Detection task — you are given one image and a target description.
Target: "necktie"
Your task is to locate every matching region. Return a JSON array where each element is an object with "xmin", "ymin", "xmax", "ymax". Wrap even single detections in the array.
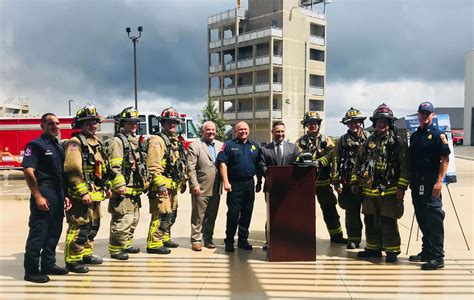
[
  {"xmin": 208, "ymin": 142, "xmax": 216, "ymax": 162},
  {"xmin": 276, "ymin": 143, "xmax": 283, "ymax": 165}
]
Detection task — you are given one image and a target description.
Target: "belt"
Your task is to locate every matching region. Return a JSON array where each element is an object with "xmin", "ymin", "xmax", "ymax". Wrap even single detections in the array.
[
  {"xmin": 229, "ymin": 177, "xmax": 254, "ymax": 183},
  {"xmin": 38, "ymin": 182, "xmax": 61, "ymax": 189}
]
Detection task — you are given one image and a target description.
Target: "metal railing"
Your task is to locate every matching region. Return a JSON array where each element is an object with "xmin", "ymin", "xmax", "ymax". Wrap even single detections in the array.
[
  {"xmin": 237, "ymin": 84, "xmax": 253, "ymax": 94},
  {"xmin": 273, "ymin": 55, "xmax": 283, "ymax": 65},
  {"xmin": 210, "ymin": 89, "xmax": 222, "ymax": 97},
  {"xmin": 300, "ymin": 7, "xmax": 325, "ymax": 20},
  {"xmin": 209, "ymin": 64, "xmax": 222, "ymax": 73},
  {"xmin": 237, "ymin": 58, "xmax": 253, "ymax": 69},
  {"xmin": 238, "ymin": 27, "xmax": 283, "ymax": 43},
  {"xmin": 223, "ymin": 36, "xmax": 236, "ymax": 46},
  {"xmin": 224, "ymin": 62, "xmax": 236, "ymax": 71},
  {"xmin": 310, "ymin": 35, "xmax": 325, "ymax": 46},
  {"xmin": 223, "ymin": 87, "xmax": 236, "ymax": 96},
  {"xmin": 208, "ymin": 8, "xmax": 246, "ymax": 25},
  {"xmin": 255, "ymin": 55, "xmax": 270, "ymax": 66},
  {"xmin": 209, "ymin": 40, "xmax": 222, "ymax": 49}
]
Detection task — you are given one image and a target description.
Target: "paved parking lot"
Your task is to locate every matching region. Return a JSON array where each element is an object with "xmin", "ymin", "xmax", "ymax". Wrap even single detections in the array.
[{"xmin": 0, "ymin": 157, "xmax": 472, "ymax": 299}]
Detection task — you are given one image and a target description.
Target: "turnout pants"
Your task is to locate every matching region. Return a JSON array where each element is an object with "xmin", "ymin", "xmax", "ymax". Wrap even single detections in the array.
[
  {"xmin": 24, "ymin": 186, "xmax": 64, "ymax": 275},
  {"xmin": 65, "ymin": 202, "xmax": 101, "ymax": 263},
  {"xmin": 225, "ymin": 179, "xmax": 255, "ymax": 244},
  {"xmin": 338, "ymin": 185, "xmax": 363, "ymax": 244},
  {"xmin": 315, "ymin": 185, "xmax": 343, "ymax": 237},
  {"xmin": 108, "ymin": 195, "xmax": 140, "ymax": 254},
  {"xmin": 190, "ymin": 194, "xmax": 220, "ymax": 243},
  {"xmin": 147, "ymin": 189, "xmax": 178, "ymax": 249}
]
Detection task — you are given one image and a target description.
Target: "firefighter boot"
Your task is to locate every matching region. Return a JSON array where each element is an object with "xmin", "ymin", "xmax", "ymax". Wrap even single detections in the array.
[
  {"xmin": 83, "ymin": 255, "xmax": 103, "ymax": 265},
  {"xmin": 66, "ymin": 263, "xmax": 89, "ymax": 273},
  {"xmin": 358, "ymin": 249, "xmax": 382, "ymax": 258},
  {"xmin": 111, "ymin": 252, "xmax": 129, "ymax": 260},
  {"xmin": 125, "ymin": 246, "xmax": 140, "ymax": 254},
  {"xmin": 146, "ymin": 246, "xmax": 171, "ymax": 254}
]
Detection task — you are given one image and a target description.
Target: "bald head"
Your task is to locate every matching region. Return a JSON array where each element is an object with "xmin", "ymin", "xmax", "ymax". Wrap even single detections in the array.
[
  {"xmin": 202, "ymin": 121, "xmax": 217, "ymax": 142},
  {"xmin": 235, "ymin": 121, "xmax": 250, "ymax": 142}
]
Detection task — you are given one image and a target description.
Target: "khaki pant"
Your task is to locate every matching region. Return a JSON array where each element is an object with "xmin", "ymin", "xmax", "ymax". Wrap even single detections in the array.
[
  {"xmin": 190, "ymin": 194, "xmax": 220, "ymax": 243},
  {"xmin": 108, "ymin": 195, "xmax": 140, "ymax": 254}
]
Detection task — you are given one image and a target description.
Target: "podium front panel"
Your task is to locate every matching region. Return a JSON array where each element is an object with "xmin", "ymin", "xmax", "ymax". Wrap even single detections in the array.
[{"xmin": 267, "ymin": 165, "xmax": 316, "ymax": 262}]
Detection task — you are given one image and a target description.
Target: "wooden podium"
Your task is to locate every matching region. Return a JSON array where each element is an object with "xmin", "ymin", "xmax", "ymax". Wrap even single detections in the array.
[{"xmin": 266, "ymin": 165, "xmax": 316, "ymax": 262}]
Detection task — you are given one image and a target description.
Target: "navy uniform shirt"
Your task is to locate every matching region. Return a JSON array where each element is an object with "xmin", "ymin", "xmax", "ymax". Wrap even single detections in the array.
[
  {"xmin": 410, "ymin": 123, "xmax": 450, "ymax": 182},
  {"xmin": 216, "ymin": 138, "xmax": 261, "ymax": 182},
  {"xmin": 22, "ymin": 134, "xmax": 65, "ymax": 187}
]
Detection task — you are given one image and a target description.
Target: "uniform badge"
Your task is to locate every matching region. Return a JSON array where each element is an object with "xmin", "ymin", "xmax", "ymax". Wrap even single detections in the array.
[
  {"xmin": 251, "ymin": 145, "xmax": 256, "ymax": 151},
  {"xmin": 427, "ymin": 134, "xmax": 432, "ymax": 140},
  {"xmin": 368, "ymin": 141, "xmax": 376, "ymax": 149},
  {"xmin": 440, "ymin": 134, "xmax": 448, "ymax": 145},
  {"xmin": 68, "ymin": 143, "xmax": 79, "ymax": 151},
  {"xmin": 24, "ymin": 147, "xmax": 32, "ymax": 157},
  {"xmin": 45, "ymin": 150, "xmax": 53, "ymax": 156}
]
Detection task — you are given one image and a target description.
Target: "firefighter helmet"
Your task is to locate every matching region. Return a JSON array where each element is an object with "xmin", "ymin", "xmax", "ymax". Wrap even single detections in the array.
[
  {"xmin": 72, "ymin": 103, "xmax": 103, "ymax": 129},
  {"xmin": 117, "ymin": 107, "xmax": 141, "ymax": 123},
  {"xmin": 301, "ymin": 111, "xmax": 322, "ymax": 126},
  {"xmin": 341, "ymin": 107, "xmax": 366, "ymax": 124},
  {"xmin": 369, "ymin": 103, "xmax": 396, "ymax": 122},
  {"xmin": 159, "ymin": 107, "xmax": 182, "ymax": 124}
]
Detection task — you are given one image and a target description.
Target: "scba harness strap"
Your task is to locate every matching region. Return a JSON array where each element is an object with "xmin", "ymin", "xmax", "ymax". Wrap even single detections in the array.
[{"xmin": 156, "ymin": 132, "xmax": 187, "ymax": 184}]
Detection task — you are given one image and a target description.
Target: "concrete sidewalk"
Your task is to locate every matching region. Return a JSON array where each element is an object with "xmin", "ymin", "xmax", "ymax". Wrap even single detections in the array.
[{"xmin": 0, "ymin": 158, "xmax": 473, "ymax": 299}]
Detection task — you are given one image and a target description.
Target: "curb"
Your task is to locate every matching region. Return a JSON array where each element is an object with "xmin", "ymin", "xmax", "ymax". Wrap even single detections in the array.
[{"xmin": 455, "ymin": 155, "xmax": 474, "ymax": 161}]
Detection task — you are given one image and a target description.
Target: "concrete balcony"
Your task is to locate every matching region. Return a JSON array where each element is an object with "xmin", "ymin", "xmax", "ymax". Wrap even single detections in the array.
[
  {"xmin": 209, "ymin": 64, "xmax": 222, "ymax": 73},
  {"xmin": 255, "ymin": 109, "xmax": 269, "ymax": 119},
  {"xmin": 255, "ymin": 83, "xmax": 270, "ymax": 93},
  {"xmin": 310, "ymin": 35, "xmax": 325, "ymax": 46},
  {"xmin": 223, "ymin": 87, "xmax": 236, "ymax": 96},
  {"xmin": 300, "ymin": 7, "xmax": 325, "ymax": 20},
  {"xmin": 208, "ymin": 8, "xmax": 246, "ymax": 25},
  {"xmin": 255, "ymin": 55, "xmax": 270, "ymax": 66},
  {"xmin": 272, "ymin": 83, "xmax": 283, "ymax": 92},
  {"xmin": 309, "ymin": 86, "xmax": 324, "ymax": 96},
  {"xmin": 273, "ymin": 55, "xmax": 282, "ymax": 65},
  {"xmin": 223, "ymin": 36, "xmax": 236, "ymax": 46},
  {"xmin": 209, "ymin": 40, "xmax": 222, "ymax": 49},
  {"xmin": 210, "ymin": 89, "xmax": 222, "ymax": 97},
  {"xmin": 237, "ymin": 110, "xmax": 253, "ymax": 119},
  {"xmin": 237, "ymin": 84, "xmax": 253, "ymax": 94},
  {"xmin": 223, "ymin": 112, "xmax": 237, "ymax": 120},
  {"xmin": 224, "ymin": 62, "xmax": 236, "ymax": 71},
  {"xmin": 237, "ymin": 27, "xmax": 283, "ymax": 43},
  {"xmin": 272, "ymin": 110, "xmax": 282, "ymax": 119},
  {"xmin": 237, "ymin": 58, "xmax": 253, "ymax": 69}
]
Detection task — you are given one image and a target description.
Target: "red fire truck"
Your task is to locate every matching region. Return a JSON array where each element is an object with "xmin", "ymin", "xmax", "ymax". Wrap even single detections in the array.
[{"xmin": 0, "ymin": 112, "xmax": 199, "ymax": 169}]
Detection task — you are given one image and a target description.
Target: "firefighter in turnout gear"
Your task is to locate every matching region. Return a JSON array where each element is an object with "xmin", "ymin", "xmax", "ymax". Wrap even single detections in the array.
[
  {"xmin": 296, "ymin": 111, "xmax": 347, "ymax": 244},
  {"xmin": 107, "ymin": 107, "xmax": 149, "ymax": 260},
  {"xmin": 64, "ymin": 104, "xmax": 111, "ymax": 273},
  {"xmin": 146, "ymin": 107, "xmax": 187, "ymax": 254},
  {"xmin": 351, "ymin": 103, "xmax": 410, "ymax": 263},
  {"xmin": 331, "ymin": 108, "xmax": 369, "ymax": 249}
]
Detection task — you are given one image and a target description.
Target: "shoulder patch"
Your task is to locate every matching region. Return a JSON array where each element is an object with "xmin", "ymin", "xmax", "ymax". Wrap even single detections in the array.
[
  {"xmin": 24, "ymin": 146, "xmax": 33, "ymax": 157},
  {"xmin": 67, "ymin": 142, "xmax": 79, "ymax": 151},
  {"xmin": 440, "ymin": 133, "xmax": 448, "ymax": 145},
  {"xmin": 368, "ymin": 141, "xmax": 376, "ymax": 149}
]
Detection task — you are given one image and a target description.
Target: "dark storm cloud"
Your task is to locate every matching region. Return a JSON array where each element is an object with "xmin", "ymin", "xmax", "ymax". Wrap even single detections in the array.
[
  {"xmin": 0, "ymin": 0, "xmax": 472, "ymax": 111},
  {"xmin": 327, "ymin": 0, "xmax": 473, "ymax": 83},
  {"xmin": 0, "ymin": 0, "xmax": 226, "ymax": 103}
]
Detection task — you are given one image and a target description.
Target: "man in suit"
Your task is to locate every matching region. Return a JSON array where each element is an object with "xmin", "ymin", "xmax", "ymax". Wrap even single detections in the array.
[
  {"xmin": 187, "ymin": 121, "xmax": 224, "ymax": 251},
  {"xmin": 256, "ymin": 121, "xmax": 297, "ymax": 250}
]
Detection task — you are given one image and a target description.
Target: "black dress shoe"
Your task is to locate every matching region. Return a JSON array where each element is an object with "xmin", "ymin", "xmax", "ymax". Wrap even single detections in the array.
[
  {"xmin": 421, "ymin": 259, "xmax": 445, "ymax": 270},
  {"xmin": 358, "ymin": 249, "xmax": 382, "ymax": 258},
  {"xmin": 125, "ymin": 246, "xmax": 140, "ymax": 254},
  {"xmin": 66, "ymin": 263, "xmax": 89, "ymax": 273},
  {"xmin": 204, "ymin": 240, "xmax": 216, "ymax": 249},
  {"xmin": 225, "ymin": 243, "xmax": 235, "ymax": 252},
  {"xmin": 24, "ymin": 273, "xmax": 50, "ymax": 283},
  {"xmin": 146, "ymin": 246, "xmax": 171, "ymax": 254},
  {"xmin": 42, "ymin": 265, "xmax": 69, "ymax": 275},
  {"xmin": 163, "ymin": 240, "xmax": 179, "ymax": 248},
  {"xmin": 409, "ymin": 252, "xmax": 428, "ymax": 262},
  {"xmin": 237, "ymin": 241, "xmax": 253, "ymax": 251},
  {"xmin": 83, "ymin": 255, "xmax": 103, "ymax": 265},
  {"xmin": 111, "ymin": 252, "xmax": 129, "ymax": 260}
]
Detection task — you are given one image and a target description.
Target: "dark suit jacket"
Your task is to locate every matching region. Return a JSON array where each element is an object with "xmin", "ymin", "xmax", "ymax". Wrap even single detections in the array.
[{"xmin": 258, "ymin": 141, "xmax": 297, "ymax": 192}]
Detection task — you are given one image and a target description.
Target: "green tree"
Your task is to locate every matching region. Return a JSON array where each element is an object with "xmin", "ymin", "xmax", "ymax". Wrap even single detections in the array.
[{"xmin": 198, "ymin": 97, "xmax": 227, "ymax": 141}]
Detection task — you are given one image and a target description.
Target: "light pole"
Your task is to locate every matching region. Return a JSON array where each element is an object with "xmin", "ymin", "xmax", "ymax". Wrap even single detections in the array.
[
  {"xmin": 126, "ymin": 26, "xmax": 143, "ymax": 110},
  {"xmin": 68, "ymin": 99, "xmax": 74, "ymax": 116}
]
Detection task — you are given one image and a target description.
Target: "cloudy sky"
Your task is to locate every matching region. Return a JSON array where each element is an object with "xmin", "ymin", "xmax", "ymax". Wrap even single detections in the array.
[{"xmin": 1, "ymin": 0, "xmax": 472, "ymax": 135}]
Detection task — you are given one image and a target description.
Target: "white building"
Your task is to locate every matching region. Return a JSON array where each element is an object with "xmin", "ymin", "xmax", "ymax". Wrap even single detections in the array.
[{"xmin": 464, "ymin": 50, "xmax": 473, "ymax": 146}]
